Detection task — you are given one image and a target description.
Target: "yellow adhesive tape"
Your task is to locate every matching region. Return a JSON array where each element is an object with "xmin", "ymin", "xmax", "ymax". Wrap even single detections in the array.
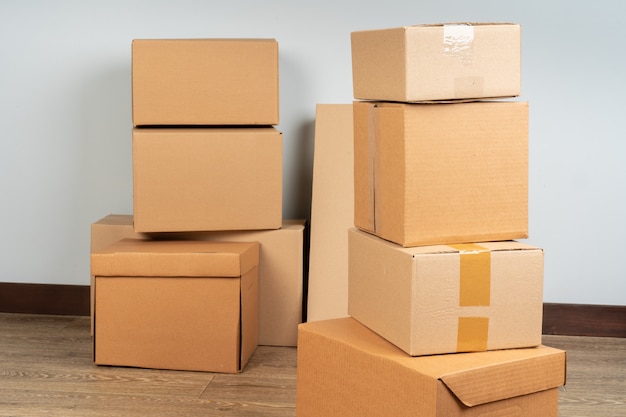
[
  {"xmin": 457, "ymin": 316, "xmax": 489, "ymax": 352},
  {"xmin": 449, "ymin": 243, "xmax": 491, "ymax": 306}
]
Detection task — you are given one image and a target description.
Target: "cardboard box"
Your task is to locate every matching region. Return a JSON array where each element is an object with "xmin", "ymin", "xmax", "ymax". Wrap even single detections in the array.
[
  {"xmin": 91, "ymin": 214, "xmax": 148, "ymax": 253},
  {"xmin": 91, "ymin": 239, "xmax": 259, "ymax": 373},
  {"xmin": 90, "ymin": 214, "xmax": 305, "ymax": 346},
  {"xmin": 351, "ymin": 23, "xmax": 521, "ymax": 102},
  {"xmin": 132, "ymin": 38, "xmax": 279, "ymax": 126},
  {"xmin": 307, "ymin": 104, "xmax": 354, "ymax": 322},
  {"xmin": 89, "ymin": 214, "xmax": 148, "ymax": 336},
  {"xmin": 354, "ymin": 100, "xmax": 528, "ymax": 247},
  {"xmin": 296, "ymin": 317, "xmax": 566, "ymax": 417},
  {"xmin": 133, "ymin": 127, "xmax": 282, "ymax": 233},
  {"xmin": 348, "ymin": 228, "xmax": 544, "ymax": 356}
]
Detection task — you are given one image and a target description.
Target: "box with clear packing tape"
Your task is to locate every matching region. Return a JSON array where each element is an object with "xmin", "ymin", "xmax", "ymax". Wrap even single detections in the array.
[{"xmin": 351, "ymin": 23, "xmax": 521, "ymax": 102}]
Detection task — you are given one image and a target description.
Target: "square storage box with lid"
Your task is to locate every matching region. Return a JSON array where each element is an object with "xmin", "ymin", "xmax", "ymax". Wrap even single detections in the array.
[
  {"xmin": 91, "ymin": 238, "xmax": 259, "ymax": 373},
  {"xmin": 348, "ymin": 228, "xmax": 544, "ymax": 356},
  {"xmin": 354, "ymin": 100, "xmax": 528, "ymax": 247},
  {"xmin": 89, "ymin": 215, "xmax": 305, "ymax": 346},
  {"xmin": 296, "ymin": 317, "xmax": 566, "ymax": 417},
  {"xmin": 351, "ymin": 23, "xmax": 520, "ymax": 102},
  {"xmin": 132, "ymin": 127, "xmax": 282, "ymax": 233},
  {"xmin": 132, "ymin": 38, "xmax": 279, "ymax": 126}
]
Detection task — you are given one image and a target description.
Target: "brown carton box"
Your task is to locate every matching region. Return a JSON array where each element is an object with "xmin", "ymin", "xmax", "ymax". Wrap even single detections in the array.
[
  {"xmin": 90, "ymin": 214, "xmax": 304, "ymax": 346},
  {"xmin": 296, "ymin": 317, "xmax": 566, "ymax": 417},
  {"xmin": 133, "ymin": 127, "xmax": 282, "ymax": 233},
  {"xmin": 354, "ymin": 100, "xmax": 528, "ymax": 247},
  {"xmin": 91, "ymin": 239, "xmax": 259, "ymax": 373},
  {"xmin": 351, "ymin": 23, "xmax": 520, "ymax": 102},
  {"xmin": 348, "ymin": 228, "xmax": 544, "ymax": 356},
  {"xmin": 132, "ymin": 38, "xmax": 279, "ymax": 126}
]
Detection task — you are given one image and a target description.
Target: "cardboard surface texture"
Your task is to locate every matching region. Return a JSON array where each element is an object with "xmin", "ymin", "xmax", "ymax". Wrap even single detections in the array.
[
  {"xmin": 91, "ymin": 239, "xmax": 259, "ymax": 373},
  {"xmin": 307, "ymin": 104, "xmax": 354, "ymax": 322},
  {"xmin": 132, "ymin": 38, "xmax": 279, "ymax": 126},
  {"xmin": 132, "ymin": 127, "xmax": 282, "ymax": 233},
  {"xmin": 351, "ymin": 23, "xmax": 521, "ymax": 102},
  {"xmin": 348, "ymin": 228, "xmax": 544, "ymax": 356},
  {"xmin": 354, "ymin": 100, "xmax": 528, "ymax": 247},
  {"xmin": 90, "ymin": 214, "xmax": 304, "ymax": 347},
  {"xmin": 296, "ymin": 317, "xmax": 566, "ymax": 417}
]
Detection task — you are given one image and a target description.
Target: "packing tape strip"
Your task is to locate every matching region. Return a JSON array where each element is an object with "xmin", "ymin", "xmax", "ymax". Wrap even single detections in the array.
[
  {"xmin": 449, "ymin": 243, "xmax": 491, "ymax": 306},
  {"xmin": 443, "ymin": 23, "xmax": 474, "ymax": 64},
  {"xmin": 457, "ymin": 316, "xmax": 489, "ymax": 352},
  {"xmin": 450, "ymin": 243, "xmax": 491, "ymax": 351}
]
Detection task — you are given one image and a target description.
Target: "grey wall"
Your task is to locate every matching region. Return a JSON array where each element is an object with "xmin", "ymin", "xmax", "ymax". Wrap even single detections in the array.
[{"xmin": 1, "ymin": 1, "xmax": 624, "ymax": 305}]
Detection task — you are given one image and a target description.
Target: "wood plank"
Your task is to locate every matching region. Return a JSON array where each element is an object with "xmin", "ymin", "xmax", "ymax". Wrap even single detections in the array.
[
  {"xmin": 542, "ymin": 334, "xmax": 626, "ymax": 417},
  {"xmin": 0, "ymin": 314, "xmax": 625, "ymax": 417}
]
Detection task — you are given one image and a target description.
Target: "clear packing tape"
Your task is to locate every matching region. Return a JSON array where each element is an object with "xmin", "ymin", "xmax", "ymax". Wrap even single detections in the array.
[{"xmin": 443, "ymin": 23, "xmax": 475, "ymax": 65}]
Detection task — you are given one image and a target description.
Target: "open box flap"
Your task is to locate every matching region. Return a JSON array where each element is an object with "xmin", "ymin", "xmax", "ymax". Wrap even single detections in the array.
[{"xmin": 438, "ymin": 347, "xmax": 566, "ymax": 407}]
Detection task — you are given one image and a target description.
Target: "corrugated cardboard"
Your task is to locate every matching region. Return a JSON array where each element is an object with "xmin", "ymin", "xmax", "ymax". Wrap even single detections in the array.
[
  {"xmin": 132, "ymin": 38, "xmax": 279, "ymax": 126},
  {"xmin": 92, "ymin": 239, "xmax": 259, "ymax": 373},
  {"xmin": 351, "ymin": 23, "xmax": 521, "ymax": 102},
  {"xmin": 307, "ymin": 104, "xmax": 353, "ymax": 322},
  {"xmin": 133, "ymin": 127, "xmax": 282, "ymax": 233},
  {"xmin": 348, "ymin": 228, "xmax": 544, "ymax": 356},
  {"xmin": 296, "ymin": 317, "xmax": 566, "ymax": 417},
  {"xmin": 89, "ymin": 214, "xmax": 147, "ymax": 336},
  {"xmin": 90, "ymin": 214, "xmax": 304, "ymax": 346},
  {"xmin": 354, "ymin": 100, "xmax": 528, "ymax": 247}
]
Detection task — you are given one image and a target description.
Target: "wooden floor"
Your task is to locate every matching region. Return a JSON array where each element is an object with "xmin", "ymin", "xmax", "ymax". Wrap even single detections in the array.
[{"xmin": 0, "ymin": 313, "xmax": 624, "ymax": 417}]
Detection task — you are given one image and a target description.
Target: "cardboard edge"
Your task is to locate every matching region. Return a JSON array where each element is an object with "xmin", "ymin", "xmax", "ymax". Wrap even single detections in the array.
[{"xmin": 438, "ymin": 347, "xmax": 567, "ymax": 407}]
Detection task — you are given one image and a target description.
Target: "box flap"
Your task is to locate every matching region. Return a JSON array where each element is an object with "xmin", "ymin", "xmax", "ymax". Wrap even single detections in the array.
[
  {"xmin": 438, "ymin": 347, "xmax": 566, "ymax": 407},
  {"xmin": 353, "ymin": 229, "xmax": 540, "ymax": 257},
  {"xmin": 91, "ymin": 238, "xmax": 259, "ymax": 277},
  {"xmin": 402, "ymin": 240, "xmax": 541, "ymax": 256}
]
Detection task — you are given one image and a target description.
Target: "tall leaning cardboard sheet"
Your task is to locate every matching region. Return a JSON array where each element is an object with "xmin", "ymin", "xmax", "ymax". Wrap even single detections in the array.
[{"xmin": 307, "ymin": 104, "xmax": 354, "ymax": 322}]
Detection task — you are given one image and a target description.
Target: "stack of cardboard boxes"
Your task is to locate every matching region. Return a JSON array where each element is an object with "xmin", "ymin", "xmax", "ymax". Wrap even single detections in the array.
[
  {"xmin": 297, "ymin": 23, "xmax": 566, "ymax": 416},
  {"xmin": 90, "ymin": 38, "xmax": 306, "ymax": 373}
]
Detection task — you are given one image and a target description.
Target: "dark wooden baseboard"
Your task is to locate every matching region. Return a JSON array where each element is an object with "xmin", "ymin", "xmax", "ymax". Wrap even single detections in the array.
[
  {"xmin": 542, "ymin": 302, "xmax": 626, "ymax": 338},
  {"xmin": 0, "ymin": 282, "xmax": 90, "ymax": 316},
  {"xmin": 0, "ymin": 282, "xmax": 624, "ymax": 337}
]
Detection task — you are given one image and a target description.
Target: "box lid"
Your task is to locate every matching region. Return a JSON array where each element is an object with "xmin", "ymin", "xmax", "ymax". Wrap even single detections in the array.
[
  {"xmin": 300, "ymin": 318, "xmax": 565, "ymax": 406},
  {"xmin": 91, "ymin": 238, "xmax": 259, "ymax": 277}
]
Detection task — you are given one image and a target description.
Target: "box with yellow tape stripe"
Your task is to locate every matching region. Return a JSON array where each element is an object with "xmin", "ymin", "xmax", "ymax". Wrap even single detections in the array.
[{"xmin": 348, "ymin": 228, "xmax": 543, "ymax": 356}]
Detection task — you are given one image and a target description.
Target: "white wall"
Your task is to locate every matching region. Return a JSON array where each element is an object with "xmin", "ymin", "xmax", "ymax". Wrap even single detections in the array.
[{"xmin": 1, "ymin": 1, "xmax": 624, "ymax": 305}]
